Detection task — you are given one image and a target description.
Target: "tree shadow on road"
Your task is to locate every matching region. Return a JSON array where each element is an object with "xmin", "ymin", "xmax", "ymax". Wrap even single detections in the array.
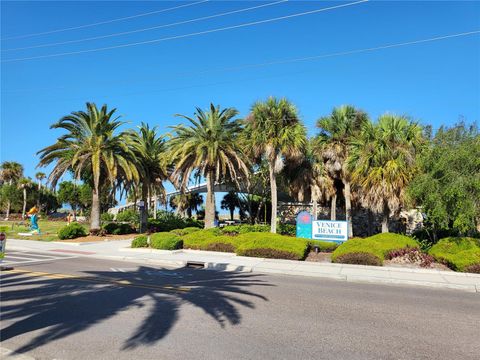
[{"xmin": 0, "ymin": 266, "xmax": 271, "ymax": 353}]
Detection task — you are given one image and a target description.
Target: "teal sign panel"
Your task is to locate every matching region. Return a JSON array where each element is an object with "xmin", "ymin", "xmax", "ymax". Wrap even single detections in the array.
[{"xmin": 296, "ymin": 211, "xmax": 313, "ymax": 239}]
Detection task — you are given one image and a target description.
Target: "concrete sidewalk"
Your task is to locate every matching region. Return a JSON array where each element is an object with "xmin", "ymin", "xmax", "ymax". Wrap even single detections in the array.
[{"xmin": 5, "ymin": 238, "xmax": 480, "ymax": 293}]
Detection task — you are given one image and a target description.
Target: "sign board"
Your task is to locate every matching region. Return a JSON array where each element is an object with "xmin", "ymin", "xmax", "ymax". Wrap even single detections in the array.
[
  {"xmin": 312, "ymin": 220, "xmax": 348, "ymax": 243},
  {"xmin": 296, "ymin": 211, "xmax": 313, "ymax": 239}
]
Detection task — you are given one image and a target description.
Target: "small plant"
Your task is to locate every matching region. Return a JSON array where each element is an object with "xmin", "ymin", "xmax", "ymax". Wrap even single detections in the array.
[
  {"xmin": 278, "ymin": 223, "xmax": 296, "ymax": 236},
  {"xmin": 131, "ymin": 235, "xmax": 148, "ymax": 248},
  {"xmin": 101, "ymin": 212, "xmax": 114, "ymax": 222},
  {"xmin": 116, "ymin": 209, "xmax": 140, "ymax": 226},
  {"xmin": 58, "ymin": 222, "xmax": 87, "ymax": 240},
  {"xmin": 102, "ymin": 222, "xmax": 136, "ymax": 235},
  {"xmin": 308, "ymin": 240, "xmax": 339, "ymax": 253}
]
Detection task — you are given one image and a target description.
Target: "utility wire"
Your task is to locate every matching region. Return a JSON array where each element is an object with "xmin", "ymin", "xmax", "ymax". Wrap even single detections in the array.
[
  {"xmin": 1, "ymin": 0, "xmax": 209, "ymax": 41},
  {"xmin": 3, "ymin": 1, "xmax": 288, "ymax": 52},
  {"xmin": 2, "ymin": 0, "xmax": 369, "ymax": 63},
  {"xmin": 4, "ymin": 29, "xmax": 478, "ymax": 94}
]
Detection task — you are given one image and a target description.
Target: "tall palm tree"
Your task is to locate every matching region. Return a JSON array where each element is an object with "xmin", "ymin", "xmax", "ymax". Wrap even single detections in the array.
[
  {"xmin": 315, "ymin": 105, "xmax": 368, "ymax": 237},
  {"xmin": 37, "ymin": 102, "xmax": 139, "ymax": 232},
  {"xmin": 221, "ymin": 191, "xmax": 241, "ymax": 221},
  {"xmin": 127, "ymin": 123, "xmax": 168, "ymax": 232},
  {"xmin": 168, "ymin": 104, "xmax": 249, "ymax": 228},
  {"xmin": 18, "ymin": 177, "xmax": 33, "ymax": 219},
  {"xmin": 35, "ymin": 172, "xmax": 46, "ymax": 190},
  {"xmin": 245, "ymin": 97, "xmax": 306, "ymax": 233},
  {"xmin": 284, "ymin": 140, "xmax": 334, "ymax": 220},
  {"xmin": 169, "ymin": 193, "xmax": 203, "ymax": 218},
  {"xmin": 0, "ymin": 161, "xmax": 24, "ymax": 219},
  {"xmin": 348, "ymin": 114, "xmax": 424, "ymax": 232}
]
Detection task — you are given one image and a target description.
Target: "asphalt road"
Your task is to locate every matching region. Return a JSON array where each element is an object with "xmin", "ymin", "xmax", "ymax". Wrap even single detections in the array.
[{"xmin": 1, "ymin": 251, "xmax": 479, "ymax": 360}]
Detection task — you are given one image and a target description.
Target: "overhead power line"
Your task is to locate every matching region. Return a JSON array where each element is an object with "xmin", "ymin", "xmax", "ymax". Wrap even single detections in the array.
[
  {"xmin": 4, "ymin": 29, "xmax": 478, "ymax": 94},
  {"xmin": 1, "ymin": 0, "xmax": 209, "ymax": 41},
  {"xmin": 3, "ymin": 0, "xmax": 288, "ymax": 52},
  {"xmin": 2, "ymin": 0, "xmax": 369, "ymax": 63}
]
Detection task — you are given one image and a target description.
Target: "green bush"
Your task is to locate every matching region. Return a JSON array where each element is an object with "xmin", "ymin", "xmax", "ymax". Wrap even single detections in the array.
[
  {"xmin": 220, "ymin": 224, "xmax": 269, "ymax": 236},
  {"xmin": 235, "ymin": 232, "xmax": 309, "ymax": 260},
  {"xmin": 182, "ymin": 229, "xmax": 238, "ymax": 252},
  {"xmin": 148, "ymin": 214, "xmax": 202, "ymax": 233},
  {"xmin": 334, "ymin": 252, "xmax": 382, "ymax": 266},
  {"xmin": 116, "ymin": 209, "xmax": 140, "ymax": 225},
  {"xmin": 429, "ymin": 237, "xmax": 480, "ymax": 272},
  {"xmin": 170, "ymin": 227, "xmax": 201, "ymax": 236},
  {"xmin": 278, "ymin": 223, "xmax": 296, "ymax": 236},
  {"xmin": 150, "ymin": 232, "xmax": 183, "ymax": 250},
  {"xmin": 102, "ymin": 222, "xmax": 136, "ymax": 235},
  {"xmin": 332, "ymin": 233, "xmax": 418, "ymax": 265},
  {"xmin": 101, "ymin": 213, "xmax": 114, "ymax": 222},
  {"xmin": 58, "ymin": 222, "xmax": 87, "ymax": 240},
  {"xmin": 131, "ymin": 235, "xmax": 148, "ymax": 248},
  {"xmin": 308, "ymin": 240, "xmax": 339, "ymax": 252}
]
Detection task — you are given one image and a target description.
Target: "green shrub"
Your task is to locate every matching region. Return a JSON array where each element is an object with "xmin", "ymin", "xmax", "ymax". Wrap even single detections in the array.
[
  {"xmin": 332, "ymin": 233, "xmax": 418, "ymax": 265},
  {"xmin": 278, "ymin": 223, "xmax": 296, "ymax": 236},
  {"xmin": 428, "ymin": 237, "xmax": 480, "ymax": 272},
  {"xmin": 116, "ymin": 209, "xmax": 139, "ymax": 225},
  {"xmin": 150, "ymin": 232, "xmax": 183, "ymax": 250},
  {"xmin": 101, "ymin": 213, "xmax": 114, "ymax": 222},
  {"xmin": 335, "ymin": 252, "xmax": 382, "ymax": 266},
  {"xmin": 102, "ymin": 222, "xmax": 136, "ymax": 235},
  {"xmin": 131, "ymin": 235, "xmax": 148, "ymax": 248},
  {"xmin": 235, "ymin": 233, "xmax": 309, "ymax": 260},
  {"xmin": 308, "ymin": 240, "xmax": 339, "ymax": 253},
  {"xmin": 182, "ymin": 229, "xmax": 238, "ymax": 252},
  {"xmin": 219, "ymin": 224, "xmax": 269, "ymax": 236},
  {"xmin": 170, "ymin": 227, "xmax": 201, "ymax": 236},
  {"xmin": 58, "ymin": 222, "xmax": 87, "ymax": 240},
  {"xmin": 148, "ymin": 215, "xmax": 202, "ymax": 233}
]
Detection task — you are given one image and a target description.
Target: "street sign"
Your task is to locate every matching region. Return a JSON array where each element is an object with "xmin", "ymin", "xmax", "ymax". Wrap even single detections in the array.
[
  {"xmin": 312, "ymin": 220, "xmax": 348, "ymax": 243},
  {"xmin": 296, "ymin": 211, "xmax": 313, "ymax": 239}
]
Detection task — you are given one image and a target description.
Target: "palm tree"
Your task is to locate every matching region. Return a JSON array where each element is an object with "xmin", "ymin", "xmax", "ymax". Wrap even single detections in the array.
[
  {"xmin": 168, "ymin": 104, "xmax": 249, "ymax": 228},
  {"xmin": 245, "ymin": 97, "xmax": 306, "ymax": 233},
  {"xmin": 0, "ymin": 161, "xmax": 24, "ymax": 219},
  {"xmin": 315, "ymin": 105, "xmax": 368, "ymax": 237},
  {"xmin": 284, "ymin": 140, "xmax": 334, "ymax": 220},
  {"xmin": 18, "ymin": 178, "xmax": 33, "ymax": 219},
  {"xmin": 348, "ymin": 114, "xmax": 424, "ymax": 232},
  {"xmin": 221, "ymin": 191, "xmax": 241, "ymax": 221},
  {"xmin": 35, "ymin": 172, "xmax": 46, "ymax": 190},
  {"xmin": 127, "ymin": 123, "xmax": 168, "ymax": 232},
  {"xmin": 37, "ymin": 103, "xmax": 139, "ymax": 232},
  {"xmin": 169, "ymin": 193, "xmax": 203, "ymax": 218}
]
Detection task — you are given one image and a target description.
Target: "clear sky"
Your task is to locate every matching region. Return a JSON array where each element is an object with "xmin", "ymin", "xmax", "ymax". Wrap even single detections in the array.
[{"xmin": 1, "ymin": 0, "xmax": 479, "ymax": 189}]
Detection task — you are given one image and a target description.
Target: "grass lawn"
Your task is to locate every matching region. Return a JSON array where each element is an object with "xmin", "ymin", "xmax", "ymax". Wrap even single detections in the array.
[{"xmin": 0, "ymin": 220, "xmax": 88, "ymax": 242}]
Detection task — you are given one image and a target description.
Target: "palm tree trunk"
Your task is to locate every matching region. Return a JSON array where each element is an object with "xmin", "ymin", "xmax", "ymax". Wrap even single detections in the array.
[
  {"xmin": 153, "ymin": 192, "xmax": 158, "ymax": 220},
  {"xmin": 230, "ymin": 209, "xmax": 234, "ymax": 221},
  {"xmin": 140, "ymin": 184, "xmax": 149, "ymax": 233},
  {"xmin": 22, "ymin": 188, "xmax": 27, "ymax": 219},
  {"xmin": 268, "ymin": 163, "xmax": 277, "ymax": 233},
  {"xmin": 381, "ymin": 204, "xmax": 389, "ymax": 233},
  {"xmin": 344, "ymin": 180, "xmax": 353, "ymax": 238},
  {"xmin": 331, "ymin": 194, "xmax": 337, "ymax": 220},
  {"xmin": 205, "ymin": 171, "xmax": 216, "ymax": 229},
  {"xmin": 312, "ymin": 200, "xmax": 318, "ymax": 221},
  {"xmin": 90, "ymin": 186, "xmax": 101, "ymax": 232},
  {"xmin": 6, "ymin": 200, "xmax": 11, "ymax": 220}
]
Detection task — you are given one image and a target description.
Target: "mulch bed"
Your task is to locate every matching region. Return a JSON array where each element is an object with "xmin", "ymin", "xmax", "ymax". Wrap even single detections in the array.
[
  {"xmin": 59, "ymin": 233, "xmax": 137, "ymax": 243},
  {"xmin": 305, "ymin": 251, "xmax": 332, "ymax": 263}
]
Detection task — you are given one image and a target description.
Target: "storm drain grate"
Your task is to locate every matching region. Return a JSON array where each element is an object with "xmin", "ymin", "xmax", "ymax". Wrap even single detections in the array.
[{"xmin": 186, "ymin": 261, "xmax": 205, "ymax": 269}]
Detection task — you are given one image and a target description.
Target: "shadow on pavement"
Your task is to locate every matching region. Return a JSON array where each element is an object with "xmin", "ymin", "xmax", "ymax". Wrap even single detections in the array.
[{"xmin": 0, "ymin": 266, "xmax": 271, "ymax": 353}]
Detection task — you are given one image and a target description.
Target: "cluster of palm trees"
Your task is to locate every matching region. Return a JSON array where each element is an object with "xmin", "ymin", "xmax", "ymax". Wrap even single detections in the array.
[
  {"xmin": 0, "ymin": 161, "xmax": 47, "ymax": 219},
  {"xmin": 37, "ymin": 99, "xmax": 423, "ymax": 236}
]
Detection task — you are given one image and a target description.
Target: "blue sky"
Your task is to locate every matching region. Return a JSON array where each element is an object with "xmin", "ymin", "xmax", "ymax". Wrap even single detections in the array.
[{"xmin": 1, "ymin": 0, "xmax": 479, "ymax": 195}]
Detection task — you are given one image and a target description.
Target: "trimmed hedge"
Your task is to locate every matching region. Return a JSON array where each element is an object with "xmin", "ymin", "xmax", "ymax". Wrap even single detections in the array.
[
  {"xmin": 182, "ymin": 229, "xmax": 239, "ymax": 252},
  {"xmin": 235, "ymin": 233, "xmax": 309, "ymax": 260},
  {"xmin": 150, "ymin": 232, "xmax": 183, "ymax": 250},
  {"xmin": 170, "ymin": 227, "xmax": 201, "ymax": 236},
  {"xmin": 58, "ymin": 222, "xmax": 87, "ymax": 240},
  {"xmin": 220, "ymin": 224, "xmax": 269, "ymax": 236},
  {"xmin": 332, "ymin": 233, "xmax": 418, "ymax": 265},
  {"xmin": 131, "ymin": 235, "xmax": 148, "ymax": 248},
  {"xmin": 429, "ymin": 237, "xmax": 480, "ymax": 272},
  {"xmin": 102, "ymin": 222, "xmax": 136, "ymax": 235},
  {"xmin": 148, "ymin": 217, "xmax": 202, "ymax": 233}
]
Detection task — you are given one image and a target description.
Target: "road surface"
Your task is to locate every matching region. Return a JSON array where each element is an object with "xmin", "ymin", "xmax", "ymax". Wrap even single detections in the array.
[{"xmin": 1, "ymin": 250, "xmax": 479, "ymax": 359}]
